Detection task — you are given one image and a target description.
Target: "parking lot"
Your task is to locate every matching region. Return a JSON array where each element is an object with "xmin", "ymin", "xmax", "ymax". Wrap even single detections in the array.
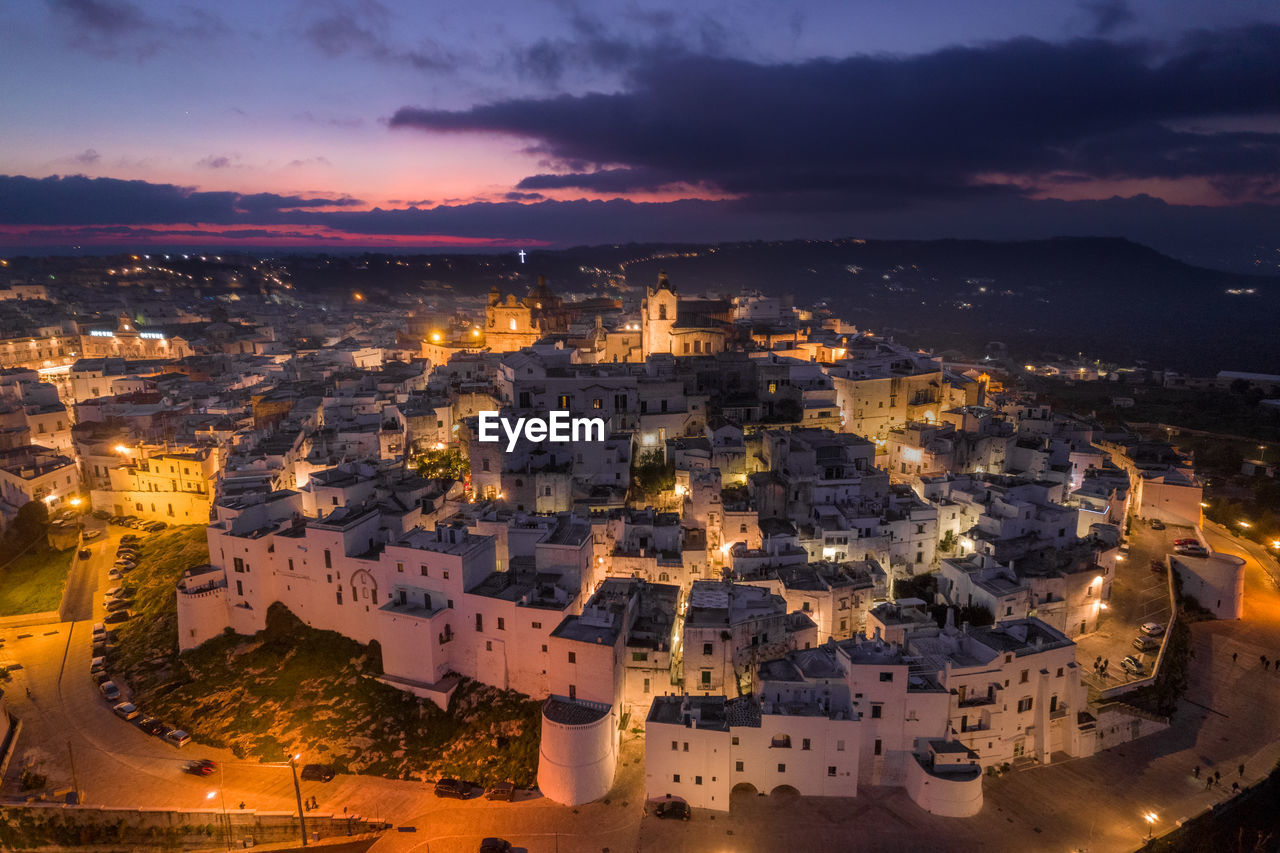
[{"xmin": 1074, "ymin": 520, "xmax": 1179, "ymax": 690}]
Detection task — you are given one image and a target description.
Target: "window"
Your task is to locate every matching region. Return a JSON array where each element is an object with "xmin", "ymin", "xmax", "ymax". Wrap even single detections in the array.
[
  {"xmin": 235, "ymin": 580, "xmax": 243, "ymax": 596},
  {"xmin": 485, "ymin": 641, "xmax": 492, "ymax": 651},
  {"xmin": 396, "ymin": 562, "xmax": 404, "ymax": 573},
  {"xmin": 672, "ymin": 773, "xmax": 680, "ymax": 783},
  {"xmin": 632, "ymin": 652, "xmax": 648, "ymax": 662},
  {"xmin": 802, "ymin": 738, "xmax": 811, "ymax": 751},
  {"xmin": 683, "ymin": 742, "xmax": 689, "ymax": 752},
  {"xmin": 879, "ymin": 671, "xmax": 893, "ymax": 682},
  {"xmin": 568, "ymin": 651, "xmax": 576, "ymax": 664},
  {"xmin": 1056, "ymin": 667, "xmax": 1064, "ymax": 677},
  {"xmin": 1049, "ymin": 695, "xmax": 1058, "ymax": 712},
  {"xmin": 874, "ymin": 739, "xmax": 882, "ymax": 756},
  {"xmin": 736, "ymin": 760, "xmax": 744, "ymax": 772},
  {"xmin": 324, "ymin": 550, "xmax": 332, "ymax": 569},
  {"xmin": 421, "ymin": 565, "xmax": 428, "ymax": 576},
  {"xmin": 703, "ymin": 642, "xmax": 713, "ymax": 656},
  {"xmin": 1020, "ymin": 669, "xmax": 1029, "ymax": 684},
  {"xmin": 443, "ymin": 571, "xmax": 449, "ymax": 579},
  {"xmin": 828, "ymin": 766, "xmax": 837, "ymax": 777},
  {"xmin": 871, "ymin": 705, "xmax": 882, "ymax": 719},
  {"xmin": 288, "ymin": 559, "xmax": 294, "ymax": 571},
  {"xmin": 1017, "ymin": 697, "xmax": 1033, "ymax": 713},
  {"xmin": 233, "ymin": 557, "xmax": 244, "ymax": 573},
  {"xmin": 671, "ymin": 741, "xmax": 678, "ymax": 751},
  {"xmin": 557, "ymin": 395, "xmax": 570, "ymax": 409},
  {"xmin": 475, "ymin": 614, "xmax": 483, "ymax": 632},
  {"xmin": 701, "ymin": 670, "xmax": 711, "ymax": 686},
  {"xmin": 836, "ymin": 740, "xmax": 845, "ymax": 752},
  {"xmin": 771, "ymin": 734, "xmax": 791, "ymax": 748},
  {"xmin": 644, "ymin": 678, "xmax": 650, "ymax": 693},
  {"xmin": 777, "ymin": 763, "xmax": 786, "ymax": 773},
  {"xmin": 695, "ymin": 776, "xmax": 702, "ymax": 786},
  {"xmin": 593, "ymin": 398, "xmax": 602, "ymax": 409},
  {"xmin": 532, "ymin": 621, "xmax": 542, "ymax": 629}
]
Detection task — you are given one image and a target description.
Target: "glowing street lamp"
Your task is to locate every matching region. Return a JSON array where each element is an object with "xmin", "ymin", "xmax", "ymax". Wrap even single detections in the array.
[
  {"xmin": 430, "ymin": 332, "xmax": 442, "ymax": 343},
  {"xmin": 114, "ymin": 444, "xmax": 130, "ymax": 454},
  {"xmin": 69, "ymin": 496, "xmax": 83, "ymax": 507},
  {"xmin": 1238, "ymin": 520, "xmax": 1252, "ymax": 529},
  {"xmin": 1143, "ymin": 811, "xmax": 1158, "ymax": 840}
]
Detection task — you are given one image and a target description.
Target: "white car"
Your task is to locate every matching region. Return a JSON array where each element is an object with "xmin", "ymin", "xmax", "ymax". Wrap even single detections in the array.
[
  {"xmin": 91, "ymin": 656, "xmax": 106, "ymax": 673},
  {"xmin": 99, "ymin": 681, "xmax": 121, "ymax": 701},
  {"xmin": 165, "ymin": 730, "xmax": 191, "ymax": 748},
  {"xmin": 1140, "ymin": 622, "xmax": 1165, "ymax": 637},
  {"xmin": 113, "ymin": 702, "xmax": 139, "ymax": 721}
]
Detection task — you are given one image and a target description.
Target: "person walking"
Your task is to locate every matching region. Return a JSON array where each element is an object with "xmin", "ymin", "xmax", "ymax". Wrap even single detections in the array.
[
  {"xmin": 1238, "ymin": 763, "xmax": 1245, "ymax": 778},
  {"xmin": 1193, "ymin": 765, "xmax": 1200, "ymax": 779},
  {"xmin": 1214, "ymin": 770, "xmax": 1221, "ymax": 785},
  {"xmin": 1232, "ymin": 651, "xmax": 1238, "ymax": 664}
]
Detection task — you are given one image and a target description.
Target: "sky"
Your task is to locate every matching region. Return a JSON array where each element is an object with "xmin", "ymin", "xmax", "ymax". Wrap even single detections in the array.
[{"xmin": 2, "ymin": 0, "xmax": 1279, "ymax": 270}]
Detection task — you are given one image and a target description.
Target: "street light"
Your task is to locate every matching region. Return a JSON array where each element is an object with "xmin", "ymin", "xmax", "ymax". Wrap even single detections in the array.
[
  {"xmin": 1238, "ymin": 521, "xmax": 1252, "ymax": 528},
  {"xmin": 288, "ymin": 753, "xmax": 308, "ymax": 847},
  {"xmin": 1143, "ymin": 811, "xmax": 1158, "ymax": 840}
]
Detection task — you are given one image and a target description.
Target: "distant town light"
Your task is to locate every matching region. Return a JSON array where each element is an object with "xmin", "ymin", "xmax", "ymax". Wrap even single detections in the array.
[
  {"xmin": 114, "ymin": 444, "xmax": 130, "ymax": 454},
  {"xmin": 1238, "ymin": 520, "xmax": 1252, "ymax": 528},
  {"xmin": 69, "ymin": 497, "xmax": 82, "ymax": 507},
  {"xmin": 43, "ymin": 494, "xmax": 55, "ymax": 504},
  {"xmin": 430, "ymin": 332, "xmax": 442, "ymax": 343},
  {"xmin": 1200, "ymin": 502, "xmax": 1210, "ymax": 508}
]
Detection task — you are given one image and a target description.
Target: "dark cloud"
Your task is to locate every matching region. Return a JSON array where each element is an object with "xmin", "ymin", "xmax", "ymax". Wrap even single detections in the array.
[
  {"xmin": 5, "ymin": 174, "xmax": 1280, "ymax": 273},
  {"xmin": 299, "ymin": 0, "xmax": 456, "ymax": 72},
  {"xmin": 73, "ymin": 148, "xmax": 101, "ymax": 165},
  {"xmin": 47, "ymin": 0, "xmax": 226, "ymax": 58},
  {"xmin": 517, "ymin": 168, "xmax": 677, "ymax": 193},
  {"xmin": 1080, "ymin": 0, "xmax": 1135, "ymax": 36},
  {"xmin": 393, "ymin": 25, "xmax": 1280, "ymax": 206},
  {"xmin": 197, "ymin": 155, "xmax": 236, "ymax": 170},
  {"xmin": 503, "ymin": 191, "xmax": 546, "ymax": 201},
  {"xmin": 0, "ymin": 174, "xmax": 359, "ymax": 226}
]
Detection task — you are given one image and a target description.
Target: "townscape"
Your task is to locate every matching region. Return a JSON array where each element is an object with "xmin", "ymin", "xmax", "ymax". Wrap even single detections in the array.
[{"xmin": 0, "ymin": 253, "xmax": 1276, "ymax": 852}]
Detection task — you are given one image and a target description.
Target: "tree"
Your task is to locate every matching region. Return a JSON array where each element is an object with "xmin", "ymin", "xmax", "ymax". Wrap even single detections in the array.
[
  {"xmin": 414, "ymin": 448, "xmax": 469, "ymax": 481},
  {"xmin": 631, "ymin": 449, "xmax": 674, "ymax": 496},
  {"xmin": 13, "ymin": 500, "xmax": 48, "ymax": 539}
]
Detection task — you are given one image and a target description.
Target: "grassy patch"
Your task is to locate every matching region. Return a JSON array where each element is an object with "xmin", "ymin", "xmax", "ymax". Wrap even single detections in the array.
[
  {"xmin": 0, "ymin": 546, "xmax": 73, "ymax": 616},
  {"xmin": 113, "ymin": 530, "xmax": 543, "ymax": 785}
]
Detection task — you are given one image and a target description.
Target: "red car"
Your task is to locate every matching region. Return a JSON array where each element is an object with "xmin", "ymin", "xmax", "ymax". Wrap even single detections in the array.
[
  {"xmin": 1173, "ymin": 538, "xmax": 1198, "ymax": 546},
  {"xmin": 183, "ymin": 759, "xmax": 217, "ymax": 776}
]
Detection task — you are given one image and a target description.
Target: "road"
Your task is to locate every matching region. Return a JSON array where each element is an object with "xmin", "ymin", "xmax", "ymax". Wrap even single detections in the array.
[{"xmin": 6, "ymin": 517, "xmax": 1280, "ymax": 852}]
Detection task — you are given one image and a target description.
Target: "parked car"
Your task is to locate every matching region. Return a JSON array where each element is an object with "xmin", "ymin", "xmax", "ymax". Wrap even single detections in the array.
[
  {"xmin": 99, "ymin": 681, "xmax": 121, "ymax": 701},
  {"xmin": 300, "ymin": 763, "xmax": 337, "ymax": 782},
  {"xmin": 183, "ymin": 759, "xmax": 216, "ymax": 776},
  {"xmin": 153, "ymin": 722, "xmax": 174, "ymax": 739},
  {"xmin": 1173, "ymin": 537, "xmax": 1198, "ymax": 546},
  {"xmin": 92, "ymin": 622, "xmax": 106, "ymax": 637},
  {"xmin": 120, "ymin": 534, "xmax": 139, "ymax": 544},
  {"xmin": 114, "ymin": 560, "xmax": 137, "ymax": 570},
  {"xmin": 92, "ymin": 509, "xmax": 111, "ymax": 520},
  {"xmin": 484, "ymin": 781, "xmax": 515, "ymax": 801},
  {"xmin": 1140, "ymin": 622, "xmax": 1165, "ymax": 637},
  {"xmin": 479, "ymin": 840, "xmax": 513, "ymax": 853},
  {"xmin": 1176, "ymin": 545, "xmax": 1209, "ymax": 557},
  {"xmin": 105, "ymin": 598, "xmax": 131, "ymax": 612},
  {"xmin": 654, "ymin": 800, "xmax": 692, "ymax": 820},
  {"xmin": 104, "ymin": 609, "xmax": 133, "ymax": 623},
  {"xmin": 144, "ymin": 521, "xmax": 167, "ymax": 532},
  {"xmin": 78, "ymin": 548, "xmax": 92, "ymax": 560},
  {"xmin": 1133, "ymin": 635, "xmax": 1160, "ymax": 652},
  {"xmin": 1121, "ymin": 655, "xmax": 1146, "ymax": 675},
  {"xmin": 1150, "ymin": 519, "xmax": 1166, "ymax": 530},
  {"xmin": 91, "ymin": 656, "xmax": 106, "ymax": 673},
  {"xmin": 92, "ymin": 671, "xmax": 110, "ymax": 686},
  {"xmin": 113, "ymin": 702, "xmax": 140, "ymax": 721},
  {"xmin": 135, "ymin": 716, "xmax": 163, "ymax": 735},
  {"xmin": 107, "ymin": 568, "xmax": 123, "ymax": 581},
  {"xmin": 165, "ymin": 730, "xmax": 192, "ymax": 748},
  {"xmin": 434, "ymin": 778, "xmax": 470, "ymax": 799},
  {"xmin": 83, "ymin": 529, "xmax": 103, "ymax": 541}
]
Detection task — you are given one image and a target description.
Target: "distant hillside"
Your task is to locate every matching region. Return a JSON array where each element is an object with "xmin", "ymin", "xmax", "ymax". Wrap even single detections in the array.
[{"xmin": 299, "ymin": 236, "xmax": 1276, "ymax": 372}]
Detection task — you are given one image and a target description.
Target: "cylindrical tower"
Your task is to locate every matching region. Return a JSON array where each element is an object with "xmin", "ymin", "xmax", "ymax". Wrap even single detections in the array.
[{"xmin": 536, "ymin": 695, "xmax": 617, "ymax": 805}]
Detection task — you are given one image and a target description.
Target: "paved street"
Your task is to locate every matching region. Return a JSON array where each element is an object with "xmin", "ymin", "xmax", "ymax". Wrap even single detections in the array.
[
  {"xmin": 5, "ymin": 518, "xmax": 1280, "ymax": 853},
  {"xmin": 1076, "ymin": 522, "xmax": 1179, "ymax": 692}
]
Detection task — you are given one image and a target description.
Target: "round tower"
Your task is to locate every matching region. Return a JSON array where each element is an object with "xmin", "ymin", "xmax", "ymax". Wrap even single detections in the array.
[{"xmin": 536, "ymin": 695, "xmax": 618, "ymax": 805}]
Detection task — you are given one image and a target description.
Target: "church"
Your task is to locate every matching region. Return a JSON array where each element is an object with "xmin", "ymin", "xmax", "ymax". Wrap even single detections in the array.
[{"xmin": 640, "ymin": 270, "xmax": 732, "ymax": 358}]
